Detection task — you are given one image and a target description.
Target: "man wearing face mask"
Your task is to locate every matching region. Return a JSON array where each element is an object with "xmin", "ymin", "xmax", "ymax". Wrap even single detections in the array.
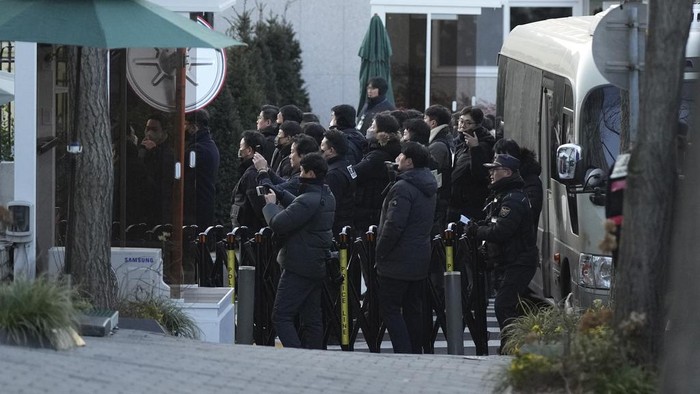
[
  {"xmin": 230, "ymin": 131, "xmax": 268, "ymax": 232},
  {"xmin": 139, "ymin": 114, "xmax": 175, "ymax": 227}
]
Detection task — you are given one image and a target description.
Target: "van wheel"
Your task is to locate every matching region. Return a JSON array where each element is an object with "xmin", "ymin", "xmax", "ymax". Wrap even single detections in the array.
[{"xmin": 560, "ymin": 260, "xmax": 572, "ymax": 300}]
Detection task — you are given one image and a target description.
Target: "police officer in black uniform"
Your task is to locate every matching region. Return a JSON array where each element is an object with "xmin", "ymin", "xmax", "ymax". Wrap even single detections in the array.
[{"xmin": 466, "ymin": 153, "xmax": 537, "ymax": 353}]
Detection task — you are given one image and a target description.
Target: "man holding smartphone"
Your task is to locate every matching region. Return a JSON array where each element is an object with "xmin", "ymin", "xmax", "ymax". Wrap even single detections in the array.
[{"xmin": 261, "ymin": 153, "xmax": 335, "ymax": 349}]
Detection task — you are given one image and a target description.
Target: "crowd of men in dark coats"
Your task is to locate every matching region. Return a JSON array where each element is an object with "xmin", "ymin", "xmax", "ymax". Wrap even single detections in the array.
[{"xmin": 222, "ymin": 76, "xmax": 544, "ymax": 353}]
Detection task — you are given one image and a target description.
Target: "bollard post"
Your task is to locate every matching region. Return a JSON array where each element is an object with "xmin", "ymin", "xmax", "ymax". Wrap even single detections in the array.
[
  {"xmin": 339, "ymin": 228, "xmax": 350, "ymax": 348},
  {"xmin": 444, "ymin": 223, "xmax": 456, "ymax": 272},
  {"xmin": 444, "ymin": 270, "xmax": 464, "ymax": 355},
  {"xmin": 196, "ymin": 232, "xmax": 207, "ymax": 287},
  {"xmin": 226, "ymin": 232, "xmax": 237, "ymax": 302},
  {"xmin": 236, "ymin": 265, "xmax": 255, "ymax": 345}
]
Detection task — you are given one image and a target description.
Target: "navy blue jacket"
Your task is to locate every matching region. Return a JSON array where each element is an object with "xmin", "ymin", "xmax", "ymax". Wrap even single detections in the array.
[
  {"xmin": 263, "ymin": 180, "xmax": 336, "ymax": 279},
  {"xmin": 376, "ymin": 167, "xmax": 438, "ymax": 281}
]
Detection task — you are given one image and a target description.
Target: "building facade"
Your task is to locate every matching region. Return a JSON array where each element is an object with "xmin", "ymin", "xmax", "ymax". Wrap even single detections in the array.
[{"xmin": 219, "ymin": 0, "xmax": 597, "ymax": 126}]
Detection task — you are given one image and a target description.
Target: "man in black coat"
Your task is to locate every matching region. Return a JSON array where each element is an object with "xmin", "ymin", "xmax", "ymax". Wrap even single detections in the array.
[
  {"xmin": 356, "ymin": 76, "xmax": 395, "ymax": 137},
  {"xmin": 330, "ymin": 104, "xmax": 366, "ymax": 165},
  {"xmin": 256, "ymin": 104, "xmax": 279, "ymax": 163},
  {"xmin": 320, "ymin": 129, "xmax": 354, "ymax": 239},
  {"xmin": 351, "ymin": 113, "xmax": 402, "ymax": 234},
  {"xmin": 376, "ymin": 142, "xmax": 437, "ymax": 354},
  {"xmin": 466, "ymin": 154, "xmax": 537, "ymax": 353},
  {"xmin": 184, "ymin": 109, "xmax": 220, "ymax": 230},
  {"xmin": 271, "ymin": 121, "xmax": 302, "ymax": 179},
  {"xmin": 139, "ymin": 114, "xmax": 174, "ymax": 227},
  {"xmin": 262, "ymin": 153, "xmax": 336, "ymax": 349},
  {"xmin": 448, "ymin": 106, "xmax": 495, "ymax": 224},
  {"xmin": 230, "ymin": 131, "xmax": 267, "ymax": 233}
]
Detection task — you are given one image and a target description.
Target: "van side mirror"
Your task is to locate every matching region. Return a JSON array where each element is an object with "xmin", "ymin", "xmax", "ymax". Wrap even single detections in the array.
[{"xmin": 557, "ymin": 143, "xmax": 582, "ymax": 182}]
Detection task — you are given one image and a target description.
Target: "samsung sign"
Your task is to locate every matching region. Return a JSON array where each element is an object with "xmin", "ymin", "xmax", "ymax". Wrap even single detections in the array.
[{"xmin": 125, "ymin": 256, "xmax": 156, "ymax": 264}]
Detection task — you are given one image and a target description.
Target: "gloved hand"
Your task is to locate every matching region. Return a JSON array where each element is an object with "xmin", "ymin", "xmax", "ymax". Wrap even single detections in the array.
[{"xmin": 465, "ymin": 221, "xmax": 479, "ymax": 239}]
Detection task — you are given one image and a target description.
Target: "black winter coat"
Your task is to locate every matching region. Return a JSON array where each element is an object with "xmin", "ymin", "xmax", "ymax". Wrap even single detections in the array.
[
  {"xmin": 376, "ymin": 167, "xmax": 438, "ymax": 280},
  {"xmin": 230, "ymin": 160, "xmax": 267, "ymax": 232},
  {"xmin": 184, "ymin": 128, "xmax": 220, "ymax": 229},
  {"xmin": 325, "ymin": 155, "xmax": 354, "ymax": 238},
  {"xmin": 352, "ymin": 137, "xmax": 402, "ymax": 232},
  {"xmin": 262, "ymin": 180, "xmax": 336, "ymax": 279},
  {"xmin": 339, "ymin": 127, "xmax": 368, "ymax": 165},
  {"xmin": 449, "ymin": 126, "xmax": 494, "ymax": 221},
  {"xmin": 356, "ymin": 95, "xmax": 396, "ymax": 136},
  {"xmin": 475, "ymin": 175, "xmax": 537, "ymax": 269}
]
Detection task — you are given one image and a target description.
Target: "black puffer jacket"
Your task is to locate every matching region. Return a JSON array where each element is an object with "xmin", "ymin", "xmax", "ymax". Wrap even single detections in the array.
[
  {"xmin": 475, "ymin": 175, "xmax": 537, "ymax": 269},
  {"xmin": 262, "ymin": 179, "xmax": 336, "ymax": 279},
  {"xmin": 376, "ymin": 167, "xmax": 438, "ymax": 280},
  {"xmin": 352, "ymin": 136, "xmax": 402, "ymax": 233}
]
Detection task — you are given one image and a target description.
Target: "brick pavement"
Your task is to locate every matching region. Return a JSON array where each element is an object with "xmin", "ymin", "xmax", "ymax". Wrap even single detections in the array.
[{"xmin": 0, "ymin": 329, "xmax": 512, "ymax": 393}]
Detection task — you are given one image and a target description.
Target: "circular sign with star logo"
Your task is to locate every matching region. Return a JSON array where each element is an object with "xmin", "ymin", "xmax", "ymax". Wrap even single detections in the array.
[{"xmin": 125, "ymin": 17, "xmax": 227, "ymax": 113}]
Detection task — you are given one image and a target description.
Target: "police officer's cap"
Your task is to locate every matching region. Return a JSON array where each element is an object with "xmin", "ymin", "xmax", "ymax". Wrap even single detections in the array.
[{"xmin": 484, "ymin": 154, "xmax": 520, "ymax": 171}]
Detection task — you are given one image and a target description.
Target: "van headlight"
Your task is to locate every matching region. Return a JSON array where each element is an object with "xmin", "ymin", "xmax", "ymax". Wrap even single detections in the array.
[{"xmin": 578, "ymin": 254, "xmax": 612, "ymax": 289}]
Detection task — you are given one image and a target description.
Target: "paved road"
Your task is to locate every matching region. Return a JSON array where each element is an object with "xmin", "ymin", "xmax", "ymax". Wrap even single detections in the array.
[
  {"xmin": 328, "ymin": 298, "xmax": 500, "ymax": 355},
  {"xmin": 1, "ymin": 329, "xmax": 511, "ymax": 393}
]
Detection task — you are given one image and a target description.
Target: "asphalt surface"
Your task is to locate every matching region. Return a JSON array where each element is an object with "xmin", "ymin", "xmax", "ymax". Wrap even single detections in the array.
[{"xmin": 0, "ymin": 329, "xmax": 512, "ymax": 393}]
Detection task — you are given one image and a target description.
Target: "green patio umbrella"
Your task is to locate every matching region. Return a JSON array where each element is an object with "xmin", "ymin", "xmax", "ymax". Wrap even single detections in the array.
[
  {"xmin": 0, "ymin": 0, "xmax": 240, "ymax": 49},
  {"xmin": 357, "ymin": 14, "xmax": 394, "ymax": 111}
]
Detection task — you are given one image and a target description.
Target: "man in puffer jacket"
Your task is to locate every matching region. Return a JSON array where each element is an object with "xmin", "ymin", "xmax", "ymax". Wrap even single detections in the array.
[
  {"xmin": 376, "ymin": 142, "xmax": 437, "ymax": 354},
  {"xmin": 262, "ymin": 153, "xmax": 336, "ymax": 349}
]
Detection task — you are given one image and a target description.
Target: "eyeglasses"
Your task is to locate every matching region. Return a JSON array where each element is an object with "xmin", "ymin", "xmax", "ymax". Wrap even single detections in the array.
[{"xmin": 458, "ymin": 118, "xmax": 475, "ymax": 125}]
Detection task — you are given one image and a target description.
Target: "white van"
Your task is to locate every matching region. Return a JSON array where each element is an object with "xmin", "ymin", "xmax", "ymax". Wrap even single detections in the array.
[{"xmin": 496, "ymin": 5, "xmax": 698, "ymax": 307}]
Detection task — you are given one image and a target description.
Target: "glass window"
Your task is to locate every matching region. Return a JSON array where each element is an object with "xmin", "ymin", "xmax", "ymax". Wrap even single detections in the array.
[
  {"xmin": 436, "ymin": 9, "xmax": 503, "ymax": 68},
  {"xmin": 510, "ymin": 7, "xmax": 572, "ymax": 30}
]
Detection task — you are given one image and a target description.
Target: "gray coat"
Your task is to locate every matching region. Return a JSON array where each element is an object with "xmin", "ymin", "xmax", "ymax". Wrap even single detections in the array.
[
  {"xmin": 376, "ymin": 167, "xmax": 438, "ymax": 281},
  {"xmin": 262, "ymin": 181, "xmax": 336, "ymax": 279}
]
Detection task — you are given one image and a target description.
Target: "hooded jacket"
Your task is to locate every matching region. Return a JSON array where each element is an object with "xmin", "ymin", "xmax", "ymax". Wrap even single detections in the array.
[
  {"xmin": 262, "ymin": 179, "xmax": 336, "ymax": 279},
  {"xmin": 376, "ymin": 167, "xmax": 438, "ymax": 281},
  {"xmin": 332, "ymin": 104, "xmax": 367, "ymax": 165}
]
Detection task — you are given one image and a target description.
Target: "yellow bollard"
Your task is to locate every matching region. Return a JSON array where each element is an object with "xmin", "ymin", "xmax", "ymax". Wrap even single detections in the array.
[
  {"xmin": 226, "ymin": 232, "xmax": 237, "ymax": 302},
  {"xmin": 444, "ymin": 225, "xmax": 455, "ymax": 273},
  {"xmin": 339, "ymin": 231, "xmax": 350, "ymax": 347}
]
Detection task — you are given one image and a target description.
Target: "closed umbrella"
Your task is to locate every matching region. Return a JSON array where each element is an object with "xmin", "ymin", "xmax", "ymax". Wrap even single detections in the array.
[
  {"xmin": 0, "ymin": 0, "xmax": 243, "ymax": 298},
  {"xmin": 357, "ymin": 14, "xmax": 394, "ymax": 111},
  {"xmin": 0, "ymin": 70, "xmax": 12, "ymax": 106}
]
